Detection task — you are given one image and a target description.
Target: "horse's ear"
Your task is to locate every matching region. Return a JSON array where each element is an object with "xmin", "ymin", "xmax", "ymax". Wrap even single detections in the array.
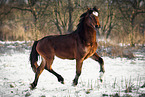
[
  {"xmin": 98, "ymin": 8, "xmax": 100, "ymax": 11},
  {"xmin": 93, "ymin": 6, "xmax": 99, "ymax": 12},
  {"xmin": 88, "ymin": 9, "xmax": 93, "ymax": 14},
  {"xmin": 87, "ymin": 7, "xmax": 90, "ymax": 11}
]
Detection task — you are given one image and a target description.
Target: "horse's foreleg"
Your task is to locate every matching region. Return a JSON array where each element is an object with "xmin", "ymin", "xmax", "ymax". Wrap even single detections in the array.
[
  {"xmin": 73, "ymin": 59, "xmax": 83, "ymax": 86},
  {"xmin": 91, "ymin": 52, "xmax": 105, "ymax": 73},
  {"xmin": 31, "ymin": 59, "xmax": 45, "ymax": 89},
  {"xmin": 45, "ymin": 58, "xmax": 64, "ymax": 84},
  {"xmin": 91, "ymin": 52, "xmax": 105, "ymax": 82}
]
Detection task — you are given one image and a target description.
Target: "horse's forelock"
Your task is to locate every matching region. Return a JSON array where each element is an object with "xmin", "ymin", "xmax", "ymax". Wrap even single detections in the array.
[
  {"xmin": 77, "ymin": 7, "xmax": 99, "ymax": 31},
  {"xmin": 80, "ymin": 7, "xmax": 99, "ymax": 18},
  {"xmin": 93, "ymin": 6, "xmax": 99, "ymax": 12}
]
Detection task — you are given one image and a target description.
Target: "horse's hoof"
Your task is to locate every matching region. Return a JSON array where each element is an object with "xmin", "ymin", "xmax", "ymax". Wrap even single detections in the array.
[
  {"xmin": 99, "ymin": 72, "xmax": 104, "ymax": 83},
  {"xmin": 58, "ymin": 76, "xmax": 64, "ymax": 84},
  {"xmin": 72, "ymin": 83, "xmax": 77, "ymax": 86},
  {"xmin": 72, "ymin": 83, "xmax": 76, "ymax": 86},
  {"xmin": 72, "ymin": 80, "xmax": 78, "ymax": 86},
  {"xmin": 30, "ymin": 83, "xmax": 36, "ymax": 90},
  {"xmin": 100, "ymin": 79, "xmax": 103, "ymax": 83},
  {"xmin": 60, "ymin": 81, "xmax": 65, "ymax": 84}
]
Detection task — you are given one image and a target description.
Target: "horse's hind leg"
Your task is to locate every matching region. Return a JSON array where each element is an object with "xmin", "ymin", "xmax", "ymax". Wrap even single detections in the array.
[
  {"xmin": 31, "ymin": 58, "xmax": 46, "ymax": 89},
  {"xmin": 45, "ymin": 57, "xmax": 64, "ymax": 84}
]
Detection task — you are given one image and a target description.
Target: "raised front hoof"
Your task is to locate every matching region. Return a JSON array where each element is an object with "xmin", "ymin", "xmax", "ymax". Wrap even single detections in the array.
[
  {"xmin": 100, "ymin": 79, "xmax": 103, "ymax": 83},
  {"xmin": 30, "ymin": 83, "xmax": 36, "ymax": 90},
  {"xmin": 99, "ymin": 72, "xmax": 104, "ymax": 83}
]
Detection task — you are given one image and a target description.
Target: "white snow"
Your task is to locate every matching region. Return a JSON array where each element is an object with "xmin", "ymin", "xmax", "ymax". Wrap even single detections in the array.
[
  {"xmin": 0, "ymin": 40, "xmax": 32, "ymax": 45},
  {"xmin": 0, "ymin": 48, "xmax": 145, "ymax": 96}
]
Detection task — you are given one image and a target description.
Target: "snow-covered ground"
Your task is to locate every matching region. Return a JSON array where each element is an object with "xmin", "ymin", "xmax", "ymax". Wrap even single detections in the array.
[{"xmin": 0, "ymin": 41, "xmax": 145, "ymax": 97}]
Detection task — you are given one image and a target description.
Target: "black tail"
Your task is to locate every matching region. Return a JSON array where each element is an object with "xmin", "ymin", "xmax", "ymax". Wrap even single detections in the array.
[{"xmin": 30, "ymin": 41, "xmax": 39, "ymax": 73}]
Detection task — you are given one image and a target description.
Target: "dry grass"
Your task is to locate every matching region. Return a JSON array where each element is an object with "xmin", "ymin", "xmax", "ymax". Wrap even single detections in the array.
[{"xmin": 97, "ymin": 40, "xmax": 136, "ymax": 59}]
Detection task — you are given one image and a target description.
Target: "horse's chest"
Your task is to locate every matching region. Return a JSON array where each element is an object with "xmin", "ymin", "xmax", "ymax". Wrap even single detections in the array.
[
  {"xmin": 85, "ymin": 46, "xmax": 96, "ymax": 54},
  {"xmin": 83, "ymin": 42, "xmax": 97, "ymax": 58}
]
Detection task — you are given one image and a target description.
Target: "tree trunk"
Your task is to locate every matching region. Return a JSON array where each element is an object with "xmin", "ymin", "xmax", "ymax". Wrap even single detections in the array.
[
  {"xmin": 67, "ymin": 0, "xmax": 73, "ymax": 33},
  {"xmin": 54, "ymin": 8, "xmax": 62, "ymax": 35}
]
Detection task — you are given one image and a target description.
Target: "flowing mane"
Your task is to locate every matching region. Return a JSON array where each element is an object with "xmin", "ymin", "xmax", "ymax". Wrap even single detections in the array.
[
  {"xmin": 74, "ymin": 12, "xmax": 88, "ymax": 44},
  {"xmin": 75, "ymin": 12, "xmax": 88, "ymax": 33}
]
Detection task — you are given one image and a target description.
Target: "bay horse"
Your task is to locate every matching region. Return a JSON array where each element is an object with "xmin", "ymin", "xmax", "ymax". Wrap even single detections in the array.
[{"xmin": 30, "ymin": 7, "xmax": 105, "ymax": 89}]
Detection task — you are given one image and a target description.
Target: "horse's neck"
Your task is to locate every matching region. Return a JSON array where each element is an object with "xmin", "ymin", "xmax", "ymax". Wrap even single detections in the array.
[{"xmin": 79, "ymin": 25, "xmax": 96, "ymax": 44}]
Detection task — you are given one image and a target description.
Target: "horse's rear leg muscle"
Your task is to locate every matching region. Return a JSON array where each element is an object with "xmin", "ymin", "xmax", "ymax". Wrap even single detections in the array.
[
  {"xmin": 45, "ymin": 57, "xmax": 64, "ymax": 84},
  {"xmin": 31, "ymin": 58, "xmax": 46, "ymax": 89},
  {"xmin": 91, "ymin": 52, "xmax": 105, "ymax": 73}
]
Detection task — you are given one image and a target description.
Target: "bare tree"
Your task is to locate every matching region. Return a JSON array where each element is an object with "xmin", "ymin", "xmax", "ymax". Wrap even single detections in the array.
[
  {"xmin": 51, "ymin": 0, "xmax": 82, "ymax": 34},
  {"xmin": 116, "ymin": 0, "xmax": 145, "ymax": 46}
]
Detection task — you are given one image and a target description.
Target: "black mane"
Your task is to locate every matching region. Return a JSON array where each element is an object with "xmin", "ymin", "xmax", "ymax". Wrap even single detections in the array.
[
  {"xmin": 76, "ymin": 12, "xmax": 87, "ymax": 33},
  {"xmin": 93, "ymin": 7, "xmax": 99, "ymax": 12}
]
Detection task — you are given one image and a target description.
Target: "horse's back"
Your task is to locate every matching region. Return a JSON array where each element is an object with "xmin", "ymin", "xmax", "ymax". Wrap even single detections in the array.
[{"xmin": 36, "ymin": 33, "xmax": 79, "ymax": 59}]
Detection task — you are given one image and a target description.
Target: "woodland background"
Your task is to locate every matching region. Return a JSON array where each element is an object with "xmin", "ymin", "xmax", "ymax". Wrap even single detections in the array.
[{"xmin": 0, "ymin": 0, "xmax": 145, "ymax": 47}]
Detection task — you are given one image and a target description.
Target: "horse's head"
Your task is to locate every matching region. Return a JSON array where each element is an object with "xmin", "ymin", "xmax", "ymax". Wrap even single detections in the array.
[
  {"xmin": 85, "ymin": 7, "xmax": 101, "ymax": 28},
  {"xmin": 77, "ymin": 7, "xmax": 101, "ymax": 33}
]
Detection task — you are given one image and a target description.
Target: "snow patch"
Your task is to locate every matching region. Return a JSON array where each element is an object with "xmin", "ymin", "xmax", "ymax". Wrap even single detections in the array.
[{"xmin": 0, "ymin": 43, "xmax": 145, "ymax": 96}]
